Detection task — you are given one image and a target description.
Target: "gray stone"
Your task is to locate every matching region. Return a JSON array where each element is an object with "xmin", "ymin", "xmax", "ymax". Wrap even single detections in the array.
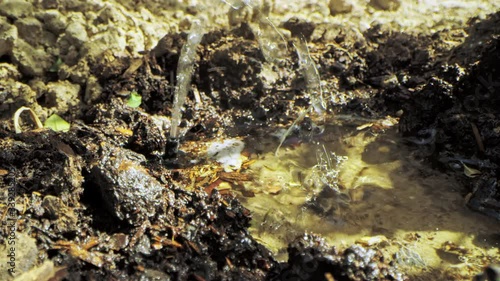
[{"xmin": 91, "ymin": 145, "xmax": 164, "ymax": 225}]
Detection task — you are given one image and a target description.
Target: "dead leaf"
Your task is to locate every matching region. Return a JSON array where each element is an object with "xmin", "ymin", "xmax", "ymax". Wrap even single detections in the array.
[{"xmin": 461, "ymin": 162, "xmax": 481, "ymax": 178}]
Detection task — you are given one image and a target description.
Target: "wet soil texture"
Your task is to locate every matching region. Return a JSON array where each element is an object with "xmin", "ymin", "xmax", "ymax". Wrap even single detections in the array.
[{"xmin": 1, "ymin": 1, "xmax": 500, "ymax": 281}]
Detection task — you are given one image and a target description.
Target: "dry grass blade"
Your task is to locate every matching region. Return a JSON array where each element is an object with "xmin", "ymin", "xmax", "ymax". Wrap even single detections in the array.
[{"xmin": 13, "ymin": 106, "xmax": 44, "ymax": 134}]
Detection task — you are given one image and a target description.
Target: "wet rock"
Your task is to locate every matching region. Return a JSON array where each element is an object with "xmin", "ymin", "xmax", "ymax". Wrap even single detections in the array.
[
  {"xmin": 0, "ymin": 113, "xmax": 280, "ymax": 280},
  {"xmin": 2, "ymin": 3, "xmax": 499, "ymax": 281},
  {"xmin": 0, "ymin": 17, "xmax": 17, "ymax": 57},
  {"xmin": 109, "ymin": 233, "xmax": 129, "ymax": 251},
  {"xmin": 135, "ymin": 235, "xmax": 152, "ymax": 255},
  {"xmin": 269, "ymin": 234, "xmax": 407, "ymax": 281},
  {"xmin": 129, "ymin": 114, "xmax": 167, "ymax": 157},
  {"xmin": 90, "ymin": 145, "xmax": 164, "ymax": 225}
]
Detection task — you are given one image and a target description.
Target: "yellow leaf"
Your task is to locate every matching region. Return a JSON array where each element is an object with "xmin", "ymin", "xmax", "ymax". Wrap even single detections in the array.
[{"xmin": 461, "ymin": 162, "xmax": 481, "ymax": 178}]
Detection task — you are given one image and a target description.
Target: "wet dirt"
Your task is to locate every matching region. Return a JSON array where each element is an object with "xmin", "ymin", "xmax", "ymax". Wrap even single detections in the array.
[
  {"xmin": 0, "ymin": 122, "xmax": 278, "ymax": 280},
  {"xmin": 1, "ymin": 1, "xmax": 500, "ymax": 281}
]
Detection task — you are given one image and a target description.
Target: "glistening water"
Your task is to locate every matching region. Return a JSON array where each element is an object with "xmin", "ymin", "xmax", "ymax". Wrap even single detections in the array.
[{"xmin": 237, "ymin": 119, "xmax": 500, "ymax": 279}]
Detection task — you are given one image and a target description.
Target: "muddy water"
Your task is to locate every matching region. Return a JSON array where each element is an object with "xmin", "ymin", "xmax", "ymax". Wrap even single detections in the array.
[{"xmin": 240, "ymin": 121, "xmax": 500, "ymax": 279}]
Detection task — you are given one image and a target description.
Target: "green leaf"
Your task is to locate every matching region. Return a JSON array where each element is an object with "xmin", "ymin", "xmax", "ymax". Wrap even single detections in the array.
[
  {"xmin": 127, "ymin": 91, "xmax": 142, "ymax": 108},
  {"xmin": 49, "ymin": 57, "xmax": 63, "ymax": 72},
  {"xmin": 44, "ymin": 114, "xmax": 70, "ymax": 132}
]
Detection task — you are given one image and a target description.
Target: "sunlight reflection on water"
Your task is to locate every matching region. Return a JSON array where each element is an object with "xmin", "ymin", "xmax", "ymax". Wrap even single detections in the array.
[{"xmin": 239, "ymin": 122, "xmax": 500, "ymax": 278}]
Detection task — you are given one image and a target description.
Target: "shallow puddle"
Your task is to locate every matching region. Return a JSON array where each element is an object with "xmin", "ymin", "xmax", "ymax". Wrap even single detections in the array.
[{"xmin": 238, "ymin": 119, "xmax": 500, "ymax": 279}]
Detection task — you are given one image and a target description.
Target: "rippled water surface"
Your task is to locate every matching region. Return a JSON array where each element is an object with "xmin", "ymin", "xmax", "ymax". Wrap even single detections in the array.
[{"xmin": 238, "ymin": 121, "xmax": 500, "ymax": 279}]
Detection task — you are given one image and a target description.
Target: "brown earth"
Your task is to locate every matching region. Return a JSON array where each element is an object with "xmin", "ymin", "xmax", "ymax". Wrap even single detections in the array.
[{"xmin": 1, "ymin": 1, "xmax": 500, "ymax": 280}]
